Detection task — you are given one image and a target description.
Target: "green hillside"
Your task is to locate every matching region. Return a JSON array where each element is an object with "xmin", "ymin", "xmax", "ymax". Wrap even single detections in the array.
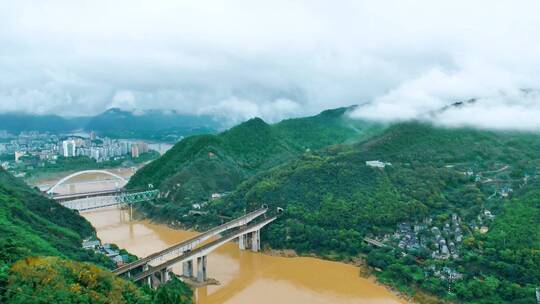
[
  {"xmin": 0, "ymin": 168, "xmax": 193, "ymax": 304},
  {"xmin": 0, "ymin": 168, "xmax": 108, "ymax": 266},
  {"xmin": 126, "ymin": 107, "xmax": 381, "ymax": 218},
  {"xmin": 127, "ymin": 113, "xmax": 540, "ymax": 302},
  {"xmin": 216, "ymin": 122, "xmax": 540, "ymax": 239},
  {"xmin": 4, "ymin": 257, "xmax": 150, "ymax": 304},
  {"xmin": 207, "ymin": 122, "xmax": 540, "ymax": 303}
]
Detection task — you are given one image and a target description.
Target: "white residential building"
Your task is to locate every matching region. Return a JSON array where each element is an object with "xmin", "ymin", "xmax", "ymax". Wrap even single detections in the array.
[
  {"xmin": 366, "ymin": 160, "xmax": 392, "ymax": 168},
  {"xmin": 62, "ymin": 140, "xmax": 77, "ymax": 157}
]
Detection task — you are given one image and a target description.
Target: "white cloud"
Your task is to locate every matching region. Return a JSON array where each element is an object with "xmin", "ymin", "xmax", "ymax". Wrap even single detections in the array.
[
  {"xmin": 435, "ymin": 91, "xmax": 540, "ymax": 131},
  {"xmin": 199, "ymin": 98, "xmax": 302, "ymax": 125},
  {"xmin": 350, "ymin": 62, "xmax": 540, "ymax": 130},
  {"xmin": 111, "ymin": 90, "xmax": 136, "ymax": 110},
  {"xmin": 0, "ymin": 1, "xmax": 540, "ymax": 129}
]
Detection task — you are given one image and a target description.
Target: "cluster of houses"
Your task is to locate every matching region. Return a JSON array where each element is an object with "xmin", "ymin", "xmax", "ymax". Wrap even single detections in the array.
[
  {"xmin": 430, "ymin": 214, "xmax": 464, "ymax": 260},
  {"xmin": 391, "ymin": 209, "xmax": 498, "ymax": 262},
  {"xmin": 427, "ymin": 265, "xmax": 464, "ymax": 281},
  {"xmin": 394, "ymin": 222, "xmax": 423, "ymax": 252},
  {"xmin": 392, "ymin": 214, "xmax": 468, "ymax": 260},
  {"xmin": 82, "ymin": 238, "xmax": 130, "ymax": 267}
]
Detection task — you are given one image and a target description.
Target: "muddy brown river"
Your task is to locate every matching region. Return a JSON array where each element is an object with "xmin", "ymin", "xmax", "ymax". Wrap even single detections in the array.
[
  {"xmin": 82, "ymin": 207, "xmax": 405, "ymax": 304},
  {"xmin": 38, "ymin": 171, "xmax": 406, "ymax": 304}
]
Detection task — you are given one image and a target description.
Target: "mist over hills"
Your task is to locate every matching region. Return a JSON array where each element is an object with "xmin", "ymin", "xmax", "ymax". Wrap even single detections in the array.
[
  {"xmin": 0, "ymin": 113, "xmax": 87, "ymax": 134},
  {"xmin": 0, "ymin": 108, "xmax": 221, "ymax": 141},
  {"xmin": 85, "ymin": 108, "xmax": 221, "ymax": 141}
]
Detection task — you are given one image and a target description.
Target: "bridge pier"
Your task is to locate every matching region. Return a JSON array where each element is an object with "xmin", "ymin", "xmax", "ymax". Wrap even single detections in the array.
[
  {"xmin": 238, "ymin": 234, "xmax": 246, "ymax": 250},
  {"xmin": 251, "ymin": 230, "xmax": 260, "ymax": 252},
  {"xmin": 162, "ymin": 267, "xmax": 172, "ymax": 283},
  {"xmin": 182, "ymin": 259, "xmax": 194, "ymax": 278},
  {"xmin": 143, "ymin": 263, "xmax": 151, "ymax": 287},
  {"xmin": 150, "ymin": 272, "xmax": 160, "ymax": 289},
  {"xmin": 150, "ymin": 267, "xmax": 172, "ymax": 289},
  {"xmin": 197, "ymin": 255, "xmax": 207, "ymax": 283}
]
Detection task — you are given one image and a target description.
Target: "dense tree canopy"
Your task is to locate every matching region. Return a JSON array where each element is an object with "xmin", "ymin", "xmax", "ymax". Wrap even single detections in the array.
[
  {"xmin": 133, "ymin": 121, "xmax": 540, "ymax": 303},
  {"xmin": 0, "ymin": 167, "xmax": 193, "ymax": 304},
  {"xmin": 127, "ymin": 107, "xmax": 381, "ymax": 208}
]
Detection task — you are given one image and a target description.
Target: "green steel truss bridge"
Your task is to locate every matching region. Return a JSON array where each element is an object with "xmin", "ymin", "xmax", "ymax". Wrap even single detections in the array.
[{"xmin": 58, "ymin": 189, "xmax": 159, "ymax": 211}]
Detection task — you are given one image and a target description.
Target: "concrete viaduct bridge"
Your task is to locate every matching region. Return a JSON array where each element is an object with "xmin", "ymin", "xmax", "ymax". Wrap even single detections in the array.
[
  {"xmin": 44, "ymin": 169, "xmax": 158, "ymax": 212},
  {"xmin": 115, "ymin": 207, "xmax": 276, "ymax": 288}
]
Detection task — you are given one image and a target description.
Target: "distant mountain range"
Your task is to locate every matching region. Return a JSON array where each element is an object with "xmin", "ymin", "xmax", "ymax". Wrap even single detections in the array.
[
  {"xmin": 0, "ymin": 108, "xmax": 221, "ymax": 142},
  {"xmin": 0, "ymin": 113, "xmax": 87, "ymax": 134}
]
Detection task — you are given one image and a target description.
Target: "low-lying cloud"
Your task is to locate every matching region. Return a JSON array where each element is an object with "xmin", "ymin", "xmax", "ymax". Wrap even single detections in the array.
[
  {"xmin": 350, "ymin": 64, "xmax": 540, "ymax": 131},
  {"xmin": 1, "ymin": 1, "xmax": 540, "ymax": 130},
  {"xmin": 199, "ymin": 98, "xmax": 302, "ymax": 126}
]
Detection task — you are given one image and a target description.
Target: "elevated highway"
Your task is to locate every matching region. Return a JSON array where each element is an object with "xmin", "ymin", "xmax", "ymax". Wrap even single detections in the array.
[
  {"xmin": 132, "ymin": 216, "xmax": 277, "ymax": 285},
  {"xmin": 114, "ymin": 207, "xmax": 269, "ymax": 276}
]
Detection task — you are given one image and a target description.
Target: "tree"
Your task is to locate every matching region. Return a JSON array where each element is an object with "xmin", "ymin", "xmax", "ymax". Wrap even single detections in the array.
[{"xmin": 151, "ymin": 277, "xmax": 193, "ymax": 304}]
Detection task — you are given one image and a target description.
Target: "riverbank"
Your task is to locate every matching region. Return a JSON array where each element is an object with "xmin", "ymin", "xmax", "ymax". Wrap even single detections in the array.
[{"xmin": 262, "ymin": 248, "xmax": 418, "ymax": 304}]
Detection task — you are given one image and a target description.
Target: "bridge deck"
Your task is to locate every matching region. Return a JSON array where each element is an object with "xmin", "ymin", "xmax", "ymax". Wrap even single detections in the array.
[
  {"xmin": 114, "ymin": 207, "xmax": 268, "ymax": 275},
  {"xmin": 132, "ymin": 216, "xmax": 277, "ymax": 282}
]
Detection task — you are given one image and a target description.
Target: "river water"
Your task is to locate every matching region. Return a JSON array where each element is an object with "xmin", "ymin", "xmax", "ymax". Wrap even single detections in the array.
[
  {"xmin": 83, "ymin": 207, "xmax": 405, "ymax": 304},
  {"xmin": 37, "ymin": 172, "xmax": 406, "ymax": 304}
]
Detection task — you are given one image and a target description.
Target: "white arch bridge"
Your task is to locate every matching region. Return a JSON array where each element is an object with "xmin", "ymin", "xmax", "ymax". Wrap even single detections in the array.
[
  {"xmin": 46, "ymin": 169, "xmax": 128, "ymax": 194},
  {"xmin": 45, "ymin": 169, "xmax": 157, "ymax": 212}
]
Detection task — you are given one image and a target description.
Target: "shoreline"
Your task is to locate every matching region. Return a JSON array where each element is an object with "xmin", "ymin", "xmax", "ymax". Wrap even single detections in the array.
[{"xmin": 262, "ymin": 247, "xmax": 414, "ymax": 304}]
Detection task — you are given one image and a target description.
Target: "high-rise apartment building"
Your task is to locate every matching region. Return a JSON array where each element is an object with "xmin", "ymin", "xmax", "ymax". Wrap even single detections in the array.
[{"xmin": 62, "ymin": 140, "xmax": 76, "ymax": 157}]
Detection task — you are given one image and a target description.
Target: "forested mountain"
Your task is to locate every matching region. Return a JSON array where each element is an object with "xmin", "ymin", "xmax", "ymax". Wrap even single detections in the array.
[
  {"xmin": 126, "ymin": 107, "xmax": 382, "ymax": 215},
  {"xmin": 0, "ymin": 168, "xmax": 106, "ymax": 266},
  {"xmin": 0, "ymin": 113, "xmax": 87, "ymax": 133},
  {"xmin": 136, "ymin": 118, "xmax": 540, "ymax": 303},
  {"xmin": 209, "ymin": 123, "xmax": 540, "ymax": 303},
  {"xmin": 0, "ymin": 168, "xmax": 192, "ymax": 303}
]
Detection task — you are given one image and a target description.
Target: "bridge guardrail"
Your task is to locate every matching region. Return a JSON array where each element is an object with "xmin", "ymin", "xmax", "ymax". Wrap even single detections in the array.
[{"xmin": 114, "ymin": 207, "xmax": 268, "ymax": 275}]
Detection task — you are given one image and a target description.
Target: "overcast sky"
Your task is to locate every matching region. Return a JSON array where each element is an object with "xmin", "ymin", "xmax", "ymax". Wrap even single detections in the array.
[{"xmin": 1, "ymin": 1, "xmax": 540, "ymax": 129}]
